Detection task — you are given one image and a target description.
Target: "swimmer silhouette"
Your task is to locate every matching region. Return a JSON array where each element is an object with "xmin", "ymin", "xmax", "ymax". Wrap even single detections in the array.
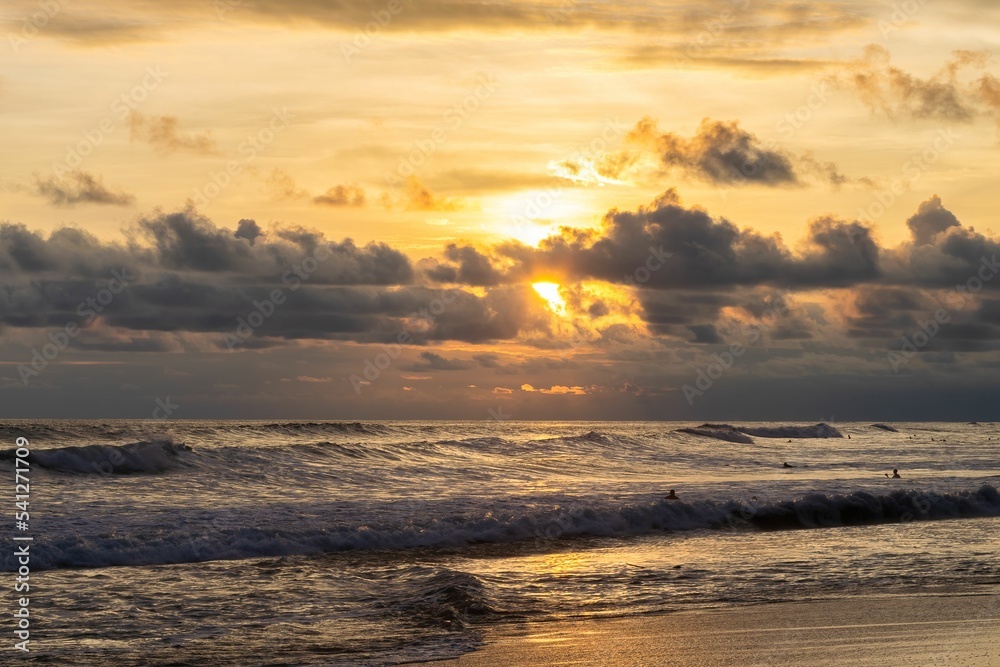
[
  {"xmin": 782, "ymin": 462, "xmax": 795, "ymax": 468},
  {"xmin": 665, "ymin": 490, "xmax": 678, "ymax": 500},
  {"xmin": 885, "ymin": 468, "xmax": 901, "ymax": 478}
]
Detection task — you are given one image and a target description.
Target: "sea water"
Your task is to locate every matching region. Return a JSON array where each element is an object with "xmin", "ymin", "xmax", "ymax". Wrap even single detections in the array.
[{"xmin": 3, "ymin": 420, "xmax": 999, "ymax": 665}]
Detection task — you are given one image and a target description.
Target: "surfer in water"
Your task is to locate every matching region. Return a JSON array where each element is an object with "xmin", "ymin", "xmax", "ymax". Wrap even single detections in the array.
[
  {"xmin": 665, "ymin": 490, "xmax": 678, "ymax": 500},
  {"xmin": 782, "ymin": 462, "xmax": 795, "ymax": 468},
  {"xmin": 885, "ymin": 468, "xmax": 901, "ymax": 478}
]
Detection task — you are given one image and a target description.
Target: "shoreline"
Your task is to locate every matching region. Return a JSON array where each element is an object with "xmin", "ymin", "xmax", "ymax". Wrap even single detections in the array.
[{"xmin": 413, "ymin": 593, "xmax": 1000, "ymax": 666}]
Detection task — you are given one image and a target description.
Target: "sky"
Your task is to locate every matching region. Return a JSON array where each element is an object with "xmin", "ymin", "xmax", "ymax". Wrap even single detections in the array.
[{"xmin": 3, "ymin": 0, "xmax": 1000, "ymax": 420}]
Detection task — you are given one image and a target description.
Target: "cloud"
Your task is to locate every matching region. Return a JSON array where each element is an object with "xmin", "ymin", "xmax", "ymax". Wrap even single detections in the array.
[
  {"xmin": 128, "ymin": 113, "xmax": 219, "ymax": 155},
  {"xmin": 233, "ymin": 218, "xmax": 264, "ymax": 246},
  {"xmin": 313, "ymin": 184, "xmax": 366, "ymax": 207},
  {"xmin": 267, "ymin": 169, "xmax": 311, "ymax": 200},
  {"xmin": 399, "ymin": 177, "xmax": 466, "ymax": 211},
  {"xmin": 906, "ymin": 195, "xmax": 961, "ymax": 245},
  {"xmin": 548, "ymin": 153, "xmax": 636, "ymax": 186},
  {"xmin": 403, "ymin": 351, "xmax": 471, "ymax": 371},
  {"xmin": 628, "ymin": 117, "xmax": 799, "ymax": 185},
  {"xmin": 523, "ymin": 191, "xmax": 992, "ymax": 296},
  {"xmin": 3, "ymin": 192, "xmax": 1000, "ymax": 355},
  {"xmin": 484, "ymin": 189, "xmax": 881, "ymax": 289},
  {"xmin": 626, "ymin": 117, "xmax": 856, "ymax": 187},
  {"xmin": 424, "ymin": 244, "xmax": 505, "ymax": 286},
  {"xmin": 0, "ymin": 211, "xmax": 557, "ymax": 347},
  {"xmin": 520, "ymin": 383, "xmax": 587, "ymax": 395},
  {"xmin": 266, "ymin": 170, "xmax": 366, "ymax": 206},
  {"xmin": 833, "ymin": 45, "xmax": 1000, "ymax": 123},
  {"xmin": 132, "ymin": 210, "xmax": 413, "ymax": 283},
  {"xmin": 32, "ymin": 171, "xmax": 136, "ymax": 207},
  {"xmin": 14, "ymin": 0, "xmax": 877, "ymax": 56}
]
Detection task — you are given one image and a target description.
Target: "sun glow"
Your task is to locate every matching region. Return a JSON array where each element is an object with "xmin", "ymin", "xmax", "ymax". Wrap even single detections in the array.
[{"xmin": 532, "ymin": 282, "xmax": 567, "ymax": 315}]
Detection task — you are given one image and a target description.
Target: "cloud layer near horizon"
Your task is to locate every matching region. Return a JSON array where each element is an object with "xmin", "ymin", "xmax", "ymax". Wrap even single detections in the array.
[{"xmin": 3, "ymin": 190, "xmax": 999, "ymax": 355}]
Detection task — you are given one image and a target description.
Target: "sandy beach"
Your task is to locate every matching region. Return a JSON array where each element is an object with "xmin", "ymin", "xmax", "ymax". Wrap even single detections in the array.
[{"xmin": 416, "ymin": 594, "xmax": 1000, "ymax": 666}]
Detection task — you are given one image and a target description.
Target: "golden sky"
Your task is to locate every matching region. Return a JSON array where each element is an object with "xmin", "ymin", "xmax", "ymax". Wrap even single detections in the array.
[{"xmin": 3, "ymin": 0, "xmax": 1000, "ymax": 418}]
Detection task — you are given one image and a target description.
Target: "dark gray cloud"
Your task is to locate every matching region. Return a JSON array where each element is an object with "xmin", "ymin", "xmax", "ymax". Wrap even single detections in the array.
[
  {"xmin": 233, "ymin": 219, "xmax": 264, "ymax": 246},
  {"xmin": 33, "ymin": 171, "xmax": 135, "ymax": 207},
  {"xmin": 0, "ymin": 224, "xmax": 134, "ymax": 277},
  {"xmin": 403, "ymin": 351, "xmax": 472, "ymax": 371},
  {"xmin": 628, "ymin": 118, "xmax": 800, "ymax": 185},
  {"xmin": 133, "ymin": 210, "xmax": 412, "ymax": 284},
  {"xmin": 0, "ymin": 211, "xmax": 555, "ymax": 347},
  {"xmin": 424, "ymin": 244, "xmax": 505, "ymax": 287},
  {"xmin": 491, "ymin": 189, "xmax": 879, "ymax": 289},
  {"xmin": 4, "ymin": 192, "xmax": 1000, "ymax": 356},
  {"xmin": 906, "ymin": 195, "xmax": 961, "ymax": 245},
  {"xmin": 626, "ymin": 117, "xmax": 856, "ymax": 187},
  {"xmin": 429, "ymin": 192, "xmax": 997, "ymax": 302}
]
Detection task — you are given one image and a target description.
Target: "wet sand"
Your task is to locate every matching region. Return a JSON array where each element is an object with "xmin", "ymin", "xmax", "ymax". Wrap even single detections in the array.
[{"xmin": 414, "ymin": 594, "xmax": 1000, "ymax": 666}]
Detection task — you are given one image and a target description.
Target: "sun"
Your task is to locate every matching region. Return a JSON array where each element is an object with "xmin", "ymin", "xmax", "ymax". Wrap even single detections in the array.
[{"xmin": 532, "ymin": 282, "xmax": 567, "ymax": 315}]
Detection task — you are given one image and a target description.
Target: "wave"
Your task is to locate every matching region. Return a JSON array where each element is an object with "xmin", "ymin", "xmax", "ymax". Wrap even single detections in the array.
[
  {"xmin": 678, "ymin": 423, "xmax": 842, "ymax": 443},
  {"xmin": 387, "ymin": 567, "xmax": 499, "ymax": 629},
  {"xmin": 230, "ymin": 421, "xmax": 394, "ymax": 436},
  {"xmin": 747, "ymin": 485, "xmax": 1000, "ymax": 530},
  {"xmin": 871, "ymin": 423, "xmax": 899, "ymax": 432},
  {"xmin": 677, "ymin": 426, "xmax": 754, "ymax": 444},
  {"xmin": 19, "ymin": 485, "xmax": 1000, "ymax": 571},
  {"xmin": 2, "ymin": 439, "xmax": 192, "ymax": 475}
]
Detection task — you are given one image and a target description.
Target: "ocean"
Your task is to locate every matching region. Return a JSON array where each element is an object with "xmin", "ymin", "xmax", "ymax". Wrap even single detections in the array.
[{"xmin": 3, "ymin": 420, "xmax": 1000, "ymax": 665}]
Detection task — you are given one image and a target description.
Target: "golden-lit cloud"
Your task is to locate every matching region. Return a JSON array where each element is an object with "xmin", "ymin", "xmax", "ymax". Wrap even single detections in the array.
[
  {"xmin": 314, "ymin": 184, "xmax": 366, "ymax": 207},
  {"xmin": 128, "ymin": 113, "xmax": 219, "ymax": 155},
  {"xmin": 832, "ymin": 45, "xmax": 1000, "ymax": 123}
]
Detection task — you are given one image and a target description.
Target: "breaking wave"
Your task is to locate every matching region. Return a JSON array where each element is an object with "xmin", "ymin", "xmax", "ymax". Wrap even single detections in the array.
[
  {"xmin": 678, "ymin": 423, "xmax": 843, "ymax": 443},
  {"xmin": 2, "ymin": 439, "xmax": 192, "ymax": 475},
  {"xmin": 17, "ymin": 485, "xmax": 1000, "ymax": 571},
  {"xmin": 871, "ymin": 423, "xmax": 899, "ymax": 432}
]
